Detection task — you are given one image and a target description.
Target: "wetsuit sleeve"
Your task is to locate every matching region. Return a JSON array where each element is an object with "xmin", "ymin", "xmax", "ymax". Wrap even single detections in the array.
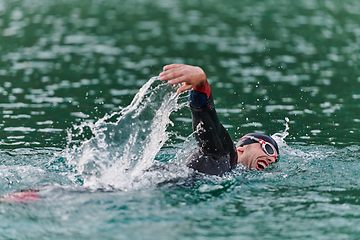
[{"xmin": 186, "ymin": 81, "xmax": 237, "ymax": 175}]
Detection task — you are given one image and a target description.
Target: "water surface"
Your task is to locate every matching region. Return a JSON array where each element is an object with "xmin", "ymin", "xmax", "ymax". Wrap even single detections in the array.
[{"xmin": 1, "ymin": 0, "xmax": 360, "ymax": 239}]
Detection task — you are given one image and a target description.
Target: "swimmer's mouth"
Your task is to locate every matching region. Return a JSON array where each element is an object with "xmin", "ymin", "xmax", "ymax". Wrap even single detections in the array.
[{"xmin": 256, "ymin": 160, "xmax": 269, "ymax": 171}]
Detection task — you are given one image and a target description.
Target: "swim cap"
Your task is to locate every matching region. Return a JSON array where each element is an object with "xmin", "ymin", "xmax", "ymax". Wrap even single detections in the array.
[{"xmin": 236, "ymin": 133, "xmax": 279, "ymax": 155}]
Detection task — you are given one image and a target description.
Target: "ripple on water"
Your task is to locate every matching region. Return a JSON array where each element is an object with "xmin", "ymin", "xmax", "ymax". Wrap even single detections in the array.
[{"xmin": 0, "ymin": 0, "xmax": 360, "ymax": 239}]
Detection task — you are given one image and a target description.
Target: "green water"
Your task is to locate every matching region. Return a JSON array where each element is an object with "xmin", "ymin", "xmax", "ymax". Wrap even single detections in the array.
[{"xmin": 1, "ymin": 0, "xmax": 360, "ymax": 239}]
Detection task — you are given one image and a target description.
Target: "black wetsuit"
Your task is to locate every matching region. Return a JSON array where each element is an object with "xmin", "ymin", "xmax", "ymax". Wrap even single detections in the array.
[{"xmin": 185, "ymin": 82, "xmax": 237, "ymax": 176}]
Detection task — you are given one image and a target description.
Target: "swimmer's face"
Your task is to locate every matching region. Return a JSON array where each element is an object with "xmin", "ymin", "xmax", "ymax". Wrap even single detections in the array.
[{"xmin": 236, "ymin": 143, "xmax": 278, "ymax": 170}]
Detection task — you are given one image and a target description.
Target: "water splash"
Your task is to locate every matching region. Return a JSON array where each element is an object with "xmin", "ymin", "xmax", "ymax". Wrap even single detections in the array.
[
  {"xmin": 271, "ymin": 117, "xmax": 290, "ymax": 148},
  {"xmin": 64, "ymin": 77, "xmax": 188, "ymax": 190},
  {"xmin": 270, "ymin": 117, "xmax": 327, "ymax": 178}
]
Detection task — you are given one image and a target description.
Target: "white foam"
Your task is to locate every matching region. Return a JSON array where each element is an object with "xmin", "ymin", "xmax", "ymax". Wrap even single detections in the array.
[{"xmin": 64, "ymin": 77, "xmax": 188, "ymax": 190}]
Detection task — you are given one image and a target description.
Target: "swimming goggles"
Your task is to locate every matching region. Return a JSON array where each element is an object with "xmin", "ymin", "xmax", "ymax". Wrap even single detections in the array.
[{"xmin": 240, "ymin": 135, "xmax": 278, "ymax": 160}]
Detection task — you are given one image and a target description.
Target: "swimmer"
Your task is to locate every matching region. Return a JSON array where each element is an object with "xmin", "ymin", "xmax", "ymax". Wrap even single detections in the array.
[
  {"xmin": 159, "ymin": 64, "xmax": 279, "ymax": 175},
  {"xmin": 0, "ymin": 64, "xmax": 280, "ymax": 203}
]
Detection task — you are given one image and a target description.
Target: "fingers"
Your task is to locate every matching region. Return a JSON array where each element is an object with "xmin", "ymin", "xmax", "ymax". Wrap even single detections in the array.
[
  {"xmin": 159, "ymin": 71, "xmax": 182, "ymax": 83},
  {"xmin": 163, "ymin": 63, "xmax": 184, "ymax": 71},
  {"xmin": 177, "ymin": 84, "xmax": 193, "ymax": 95},
  {"xmin": 167, "ymin": 75, "xmax": 188, "ymax": 85},
  {"xmin": 159, "ymin": 63, "xmax": 206, "ymax": 95},
  {"xmin": 159, "ymin": 65, "xmax": 186, "ymax": 83},
  {"xmin": 159, "ymin": 69, "xmax": 180, "ymax": 82}
]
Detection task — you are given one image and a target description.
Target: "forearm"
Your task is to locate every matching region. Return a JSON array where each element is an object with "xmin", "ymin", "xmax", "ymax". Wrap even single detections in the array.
[
  {"xmin": 190, "ymin": 105, "xmax": 225, "ymax": 154},
  {"xmin": 189, "ymin": 81, "xmax": 236, "ymax": 159},
  {"xmin": 189, "ymin": 82, "xmax": 226, "ymax": 155}
]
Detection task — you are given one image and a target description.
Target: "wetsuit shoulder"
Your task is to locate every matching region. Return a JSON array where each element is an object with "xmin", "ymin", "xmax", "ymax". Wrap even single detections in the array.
[{"xmin": 186, "ymin": 150, "xmax": 233, "ymax": 176}]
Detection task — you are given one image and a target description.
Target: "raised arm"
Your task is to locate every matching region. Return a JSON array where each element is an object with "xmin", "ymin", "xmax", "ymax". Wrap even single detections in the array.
[{"xmin": 159, "ymin": 64, "xmax": 237, "ymax": 175}]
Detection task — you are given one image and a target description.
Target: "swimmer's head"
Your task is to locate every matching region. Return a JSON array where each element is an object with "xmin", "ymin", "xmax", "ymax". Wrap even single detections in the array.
[{"xmin": 236, "ymin": 133, "xmax": 279, "ymax": 170}]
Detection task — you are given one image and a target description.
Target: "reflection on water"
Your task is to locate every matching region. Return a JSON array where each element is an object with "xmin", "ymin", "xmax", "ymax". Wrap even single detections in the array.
[
  {"xmin": 1, "ymin": 0, "xmax": 360, "ymax": 239},
  {"xmin": 0, "ymin": 0, "xmax": 359, "ymax": 147}
]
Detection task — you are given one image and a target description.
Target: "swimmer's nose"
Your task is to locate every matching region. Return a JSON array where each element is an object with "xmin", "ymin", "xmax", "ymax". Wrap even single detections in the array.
[{"xmin": 267, "ymin": 157, "xmax": 277, "ymax": 164}]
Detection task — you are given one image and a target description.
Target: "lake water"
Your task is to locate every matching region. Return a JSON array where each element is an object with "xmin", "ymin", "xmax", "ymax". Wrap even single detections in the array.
[{"xmin": 1, "ymin": 0, "xmax": 360, "ymax": 239}]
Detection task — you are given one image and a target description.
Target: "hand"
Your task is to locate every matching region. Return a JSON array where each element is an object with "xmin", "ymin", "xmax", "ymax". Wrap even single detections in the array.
[{"xmin": 159, "ymin": 64, "xmax": 207, "ymax": 95}]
